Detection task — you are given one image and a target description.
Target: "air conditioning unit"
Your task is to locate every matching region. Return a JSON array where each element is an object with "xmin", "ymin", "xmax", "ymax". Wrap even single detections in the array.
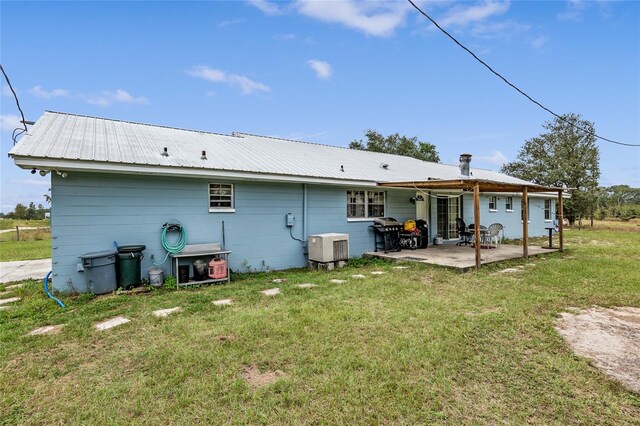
[{"xmin": 308, "ymin": 233, "xmax": 349, "ymax": 263}]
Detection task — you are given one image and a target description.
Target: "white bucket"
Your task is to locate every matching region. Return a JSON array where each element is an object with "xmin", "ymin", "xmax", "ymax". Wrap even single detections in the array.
[{"xmin": 148, "ymin": 267, "xmax": 164, "ymax": 287}]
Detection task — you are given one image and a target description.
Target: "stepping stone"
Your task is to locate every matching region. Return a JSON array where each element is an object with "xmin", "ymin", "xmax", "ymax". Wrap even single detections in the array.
[
  {"xmin": 28, "ymin": 325, "xmax": 64, "ymax": 336},
  {"xmin": 272, "ymin": 279, "xmax": 287, "ymax": 283},
  {"xmin": 262, "ymin": 288, "xmax": 280, "ymax": 296},
  {"xmin": 213, "ymin": 299, "xmax": 233, "ymax": 306},
  {"xmin": 95, "ymin": 316, "xmax": 130, "ymax": 331},
  {"xmin": 516, "ymin": 265, "xmax": 525, "ymax": 270},
  {"xmin": 393, "ymin": 266, "xmax": 409, "ymax": 270},
  {"xmin": 371, "ymin": 271, "xmax": 386, "ymax": 275},
  {"xmin": 0, "ymin": 297, "xmax": 20, "ymax": 306},
  {"xmin": 296, "ymin": 283, "xmax": 317, "ymax": 289},
  {"xmin": 351, "ymin": 274, "xmax": 366, "ymax": 279},
  {"xmin": 500, "ymin": 268, "xmax": 521, "ymax": 273},
  {"xmin": 0, "ymin": 290, "xmax": 13, "ymax": 297},
  {"xmin": 526, "ymin": 263, "xmax": 536, "ymax": 267},
  {"xmin": 153, "ymin": 307, "xmax": 181, "ymax": 318},
  {"xmin": 5, "ymin": 283, "xmax": 24, "ymax": 290},
  {"xmin": 329, "ymin": 279, "xmax": 346, "ymax": 284},
  {"xmin": 0, "ymin": 306, "xmax": 12, "ymax": 311}
]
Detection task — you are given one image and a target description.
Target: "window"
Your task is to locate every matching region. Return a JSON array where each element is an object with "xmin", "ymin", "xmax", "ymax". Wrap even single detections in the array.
[
  {"xmin": 544, "ymin": 199, "xmax": 552, "ymax": 221},
  {"xmin": 505, "ymin": 196, "xmax": 513, "ymax": 211},
  {"xmin": 347, "ymin": 190, "xmax": 385, "ymax": 219},
  {"xmin": 209, "ymin": 183, "xmax": 234, "ymax": 211},
  {"xmin": 488, "ymin": 196, "xmax": 497, "ymax": 211}
]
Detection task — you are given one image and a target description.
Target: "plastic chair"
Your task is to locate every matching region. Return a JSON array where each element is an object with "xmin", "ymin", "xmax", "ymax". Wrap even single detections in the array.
[{"xmin": 487, "ymin": 223, "xmax": 504, "ymax": 248}]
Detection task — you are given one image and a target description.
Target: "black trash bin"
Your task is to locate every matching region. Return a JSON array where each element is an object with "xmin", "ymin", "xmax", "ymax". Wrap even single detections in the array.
[
  {"xmin": 116, "ymin": 245, "xmax": 146, "ymax": 289},
  {"xmin": 416, "ymin": 220, "xmax": 429, "ymax": 249},
  {"xmin": 79, "ymin": 251, "xmax": 117, "ymax": 294}
]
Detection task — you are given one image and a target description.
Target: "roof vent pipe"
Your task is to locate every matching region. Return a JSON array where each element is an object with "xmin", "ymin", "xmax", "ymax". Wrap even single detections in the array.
[
  {"xmin": 201, "ymin": 150, "xmax": 207, "ymax": 160},
  {"xmin": 459, "ymin": 153, "xmax": 472, "ymax": 177},
  {"xmin": 161, "ymin": 147, "xmax": 169, "ymax": 157}
]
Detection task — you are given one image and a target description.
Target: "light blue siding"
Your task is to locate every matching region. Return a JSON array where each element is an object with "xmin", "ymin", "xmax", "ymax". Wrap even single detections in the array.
[{"xmin": 50, "ymin": 173, "xmax": 415, "ymax": 292}]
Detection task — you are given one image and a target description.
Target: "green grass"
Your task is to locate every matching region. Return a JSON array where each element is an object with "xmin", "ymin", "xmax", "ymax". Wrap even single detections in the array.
[
  {"xmin": 0, "ymin": 229, "xmax": 51, "ymax": 262},
  {"xmin": 1, "ymin": 224, "xmax": 639, "ymax": 424},
  {"xmin": 0, "ymin": 219, "xmax": 50, "ymax": 230}
]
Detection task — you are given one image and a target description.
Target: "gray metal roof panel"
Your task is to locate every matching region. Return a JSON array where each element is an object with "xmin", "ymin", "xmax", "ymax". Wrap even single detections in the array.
[{"xmin": 10, "ymin": 111, "xmax": 533, "ymax": 186}]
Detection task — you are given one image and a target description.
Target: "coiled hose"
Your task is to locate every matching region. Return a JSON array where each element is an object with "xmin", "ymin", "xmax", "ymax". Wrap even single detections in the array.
[
  {"xmin": 154, "ymin": 221, "xmax": 187, "ymax": 265},
  {"xmin": 44, "ymin": 271, "xmax": 65, "ymax": 308}
]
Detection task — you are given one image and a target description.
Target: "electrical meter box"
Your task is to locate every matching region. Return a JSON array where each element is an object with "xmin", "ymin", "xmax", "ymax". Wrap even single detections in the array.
[{"xmin": 286, "ymin": 213, "xmax": 295, "ymax": 227}]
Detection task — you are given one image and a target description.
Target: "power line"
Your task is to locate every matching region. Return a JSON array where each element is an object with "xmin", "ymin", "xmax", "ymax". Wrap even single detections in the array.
[
  {"xmin": 406, "ymin": 0, "xmax": 639, "ymax": 148},
  {"xmin": 0, "ymin": 64, "xmax": 29, "ymax": 145}
]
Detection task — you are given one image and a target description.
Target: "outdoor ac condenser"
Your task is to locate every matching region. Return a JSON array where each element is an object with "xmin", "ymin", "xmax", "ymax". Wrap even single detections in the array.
[{"xmin": 308, "ymin": 233, "xmax": 349, "ymax": 263}]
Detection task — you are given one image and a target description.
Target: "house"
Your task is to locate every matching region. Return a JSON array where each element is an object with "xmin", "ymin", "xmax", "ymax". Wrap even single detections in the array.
[{"xmin": 9, "ymin": 111, "xmax": 562, "ymax": 292}]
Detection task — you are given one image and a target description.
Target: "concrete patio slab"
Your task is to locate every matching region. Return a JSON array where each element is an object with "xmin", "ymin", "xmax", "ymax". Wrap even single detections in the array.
[
  {"xmin": 329, "ymin": 279, "xmax": 346, "ymax": 283},
  {"xmin": 262, "ymin": 288, "xmax": 280, "ymax": 296},
  {"xmin": 351, "ymin": 274, "xmax": 366, "ymax": 279},
  {"xmin": 296, "ymin": 283, "xmax": 317, "ymax": 288},
  {"xmin": 365, "ymin": 244, "xmax": 556, "ymax": 271},
  {"xmin": 371, "ymin": 271, "xmax": 386, "ymax": 275},
  {"xmin": 0, "ymin": 259, "xmax": 51, "ymax": 283},
  {"xmin": 213, "ymin": 299, "xmax": 233, "ymax": 306}
]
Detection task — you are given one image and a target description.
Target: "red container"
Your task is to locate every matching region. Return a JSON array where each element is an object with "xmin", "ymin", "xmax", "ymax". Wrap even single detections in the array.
[{"xmin": 208, "ymin": 258, "xmax": 227, "ymax": 279}]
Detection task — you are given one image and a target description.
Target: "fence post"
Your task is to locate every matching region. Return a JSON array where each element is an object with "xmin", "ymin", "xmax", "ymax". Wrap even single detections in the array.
[{"xmin": 16, "ymin": 226, "xmax": 20, "ymax": 241}]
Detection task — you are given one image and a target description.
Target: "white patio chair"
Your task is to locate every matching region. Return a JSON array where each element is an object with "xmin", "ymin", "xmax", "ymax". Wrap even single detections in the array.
[{"xmin": 487, "ymin": 223, "xmax": 504, "ymax": 248}]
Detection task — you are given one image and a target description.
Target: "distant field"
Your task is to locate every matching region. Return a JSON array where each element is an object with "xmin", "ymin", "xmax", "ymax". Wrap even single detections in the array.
[
  {"xmin": 0, "ymin": 229, "xmax": 51, "ymax": 262},
  {"xmin": 0, "ymin": 219, "xmax": 50, "ymax": 231}
]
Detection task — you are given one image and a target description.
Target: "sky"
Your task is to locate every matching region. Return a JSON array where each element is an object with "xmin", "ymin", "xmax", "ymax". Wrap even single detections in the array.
[{"xmin": 1, "ymin": 0, "xmax": 639, "ymax": 213}]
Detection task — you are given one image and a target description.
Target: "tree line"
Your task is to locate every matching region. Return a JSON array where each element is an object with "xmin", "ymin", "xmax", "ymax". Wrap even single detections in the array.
[
  {"xmin": 0, "ymin": 202, "xmax": 50, "ymax": 220},
  {"xmin": 350, "ymin": 114, "xmax": 637, "ymax": 223}
]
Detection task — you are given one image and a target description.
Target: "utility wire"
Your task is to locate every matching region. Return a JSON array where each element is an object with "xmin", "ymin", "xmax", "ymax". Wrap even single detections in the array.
[
  {"xmin": 406, "ymin": 0, "xmax": 639, "ymax": 148},
  {"xmin": 0, "ymin": 64, "xmax": 29, "ymax": 145}
]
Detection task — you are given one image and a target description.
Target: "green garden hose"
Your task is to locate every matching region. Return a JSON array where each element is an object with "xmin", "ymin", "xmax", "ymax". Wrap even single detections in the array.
[{"xmin": 154, "ymin": 221, "xmax": 187, "ymax": 265}]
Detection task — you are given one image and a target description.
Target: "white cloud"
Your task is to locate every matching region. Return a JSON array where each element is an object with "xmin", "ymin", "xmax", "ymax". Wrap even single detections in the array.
[
  {"xmin": 247, "ymin": 0, "xmax": 284, "ymax": 16},
  {"xmin": 28, "ymin": 85, "xmax": 70, "ymax": 99},
  {"xmin": 531, "ymin": 35, "xmax": 549, "ymax": 49},
  {"xmin": 307, "ymin": 59, "xmax": 333, "ymax": 79},
  {"xmin": 86, "ymin": 89, "xmax": 149, "ymax": 106},
  {"xmin": 294, "ymin": 0, "xmax": 410, "ymax": 37},
  {"xmin": 219, "ymin": 18, "xmax": 245, "ymax": 27},
  {"xmin": 470, "ymin": 20, "xmax": 530, "ymax": 40},
  {"xmin": 476, "ymin": 150, "xmax": 508, "ymax": 166},
  {"xmin": 186, "ymin": 66, "xmax": 271, "ymax": 95},
  {"xmin": 437, "ymin": 1, "xmax": 510, "ymax": 28},
  {"xmin": 1, "ymin": 84, "xmax": 13, "ymax": 97},
  {"xmin": 274, "ymin": 33, "xmax": 297, "ymax": 41},
  {"xmin": 9, "ymin": 179, "xmax": 51, "ymax": 187},
  {"xmin": 0, "ymin": 114, "xmax": 23, "ymax": 132}
]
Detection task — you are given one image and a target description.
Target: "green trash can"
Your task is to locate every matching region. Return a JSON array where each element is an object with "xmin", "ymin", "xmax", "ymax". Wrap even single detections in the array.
[{"xmin": 116, "ymin": 245, "xmax": 146, "ymax": 289}]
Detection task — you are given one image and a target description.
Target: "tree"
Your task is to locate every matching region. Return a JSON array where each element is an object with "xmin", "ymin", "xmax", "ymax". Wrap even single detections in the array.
[
  {"xmin": 501, "ymin": 114, "xmax": 600, "ymax": 225},
  {"xmin": 349, "ymin": 130, "xmax": 440, "ymax": 163},
  {"xmin": 13, "ymin": 203, "xmax": 27, "ymax": 220}
]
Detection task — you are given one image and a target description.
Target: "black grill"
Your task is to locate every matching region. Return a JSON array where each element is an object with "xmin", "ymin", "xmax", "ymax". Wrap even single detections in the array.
[{"xmin": 370, "ymin": 217, "xmax": 402, "ymax": 253}]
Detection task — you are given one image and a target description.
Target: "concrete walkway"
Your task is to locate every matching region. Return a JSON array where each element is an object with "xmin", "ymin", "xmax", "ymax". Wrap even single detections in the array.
[{"xmin": 0, "ymin": 259, "xmax": 52, "ymax": 284}]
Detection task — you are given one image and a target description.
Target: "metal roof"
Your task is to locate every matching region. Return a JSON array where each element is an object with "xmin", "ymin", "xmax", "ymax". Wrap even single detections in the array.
[{"xmin": 9, "ymin": 111, "xmax": 536, "ymax": 187}]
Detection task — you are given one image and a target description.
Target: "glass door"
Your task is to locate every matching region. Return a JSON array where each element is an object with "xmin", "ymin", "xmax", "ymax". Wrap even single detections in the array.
[{"xmin": 436, "ymin": 196, "xmax": 459, "ymax": 239}]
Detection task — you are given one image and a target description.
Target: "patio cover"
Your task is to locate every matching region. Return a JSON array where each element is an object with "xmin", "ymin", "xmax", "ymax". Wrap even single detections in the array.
[{"xmin": 378, "ymin": 179, "xmax": 565, "ymax": 269}]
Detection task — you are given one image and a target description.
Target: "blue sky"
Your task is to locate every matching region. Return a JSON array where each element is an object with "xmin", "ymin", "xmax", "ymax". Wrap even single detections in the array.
[{"xmin": 1, "ymin": 0, "xmax": 639, "ymax": 212}]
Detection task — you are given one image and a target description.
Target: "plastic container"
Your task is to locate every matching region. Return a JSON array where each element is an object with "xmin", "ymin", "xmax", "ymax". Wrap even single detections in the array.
[
  {"xmin": 178, "ymin": 265, "xmax": 190, "ymax": 283},
  {"xmin": 192, "ymin": 259, "xmax": 208, "ymax": 281},
  {"xmin": 148, "ymin": 266, "xmax": 164, "ymax": 287},
  {"xmin": 116, "ymin": 252, "xmax": 144, "ymax": 289},
  {"xmin": 208, "ymin": 258, "xmax": 227, "ymax": 279},
  {"xmin": 79, "ymin": 250, "xmax": 117, "ymax": 294}
]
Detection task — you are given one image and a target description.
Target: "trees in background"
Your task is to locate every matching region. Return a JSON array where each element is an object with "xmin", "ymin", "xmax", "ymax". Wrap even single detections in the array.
[
  {"xmin": 349, "ymin": 130, "xmax": 440, "ymax": 163},
  {"xmin": 0, "ymin": 202, "xmax": 49, "ymax": 220},
  {"xmin": 596, "ymin": 185, "xmax": 640, "ymax": 221},
  {"xmin": 501, "ymin": 114, "xmax": 600, "ymax": 225}
]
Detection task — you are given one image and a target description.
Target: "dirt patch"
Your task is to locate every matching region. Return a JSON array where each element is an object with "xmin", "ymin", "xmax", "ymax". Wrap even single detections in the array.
[
  {"xmin": 555, "ymin": 306, "xmax": 640, "ymax": 394},
  {"xmin": 216, "ymin": 335, "xmax": 235, "ymax": 342},
  {"xmin": 241, "ymin": 364, "xmax": 286, "ymax": 388}
]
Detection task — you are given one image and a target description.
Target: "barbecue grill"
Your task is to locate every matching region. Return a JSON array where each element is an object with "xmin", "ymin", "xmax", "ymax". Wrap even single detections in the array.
[{"xmin": 370, "ymin": 217, "xmax": 402, "ymax": 253}]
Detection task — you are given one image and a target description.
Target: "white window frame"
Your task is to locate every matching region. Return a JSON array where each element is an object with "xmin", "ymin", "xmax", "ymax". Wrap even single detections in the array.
[
  {"xmin": 505, "ymin": 196, "xmax": 513, "ymax": 212},
  {"xmin": 488, "ymin": 196, "xmax": 497, "ymax": 212},
  {"xmin": 208, "ymin": 183, "xmax": 235, "ymax": 212},
  {"xmin": 347, "ymin": 190, "xmax": 386, "ymax": 221},
  {"xmin": 544, "ymin": 199, "xmax": 552, "ymax": 222}
]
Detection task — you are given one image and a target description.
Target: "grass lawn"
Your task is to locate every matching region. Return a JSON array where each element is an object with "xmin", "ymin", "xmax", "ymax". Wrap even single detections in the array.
[
  {"xmin": 1, "ymin": 224, "xmax": 639, "ymax": 424},
  {"xmin": 0, "ymin": 229, "xmax": 51, "ymax": 262}
]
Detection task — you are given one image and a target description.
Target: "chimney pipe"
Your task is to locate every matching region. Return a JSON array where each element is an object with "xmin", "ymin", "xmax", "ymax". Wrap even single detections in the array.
[{"xmin": 459, "ymin": 153, "xmax": 472, "ymax": 177}]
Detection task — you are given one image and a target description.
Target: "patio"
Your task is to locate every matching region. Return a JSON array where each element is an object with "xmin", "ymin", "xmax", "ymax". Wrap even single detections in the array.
[{"xmin": 364, "ymin": 244, "xmax": 557, "ymax": 271}]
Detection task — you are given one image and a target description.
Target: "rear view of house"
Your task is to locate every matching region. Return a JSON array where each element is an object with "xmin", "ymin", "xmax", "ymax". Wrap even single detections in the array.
[{"xmin": 9, "ymin": 111, "xmax": 561, "ymax": 292}]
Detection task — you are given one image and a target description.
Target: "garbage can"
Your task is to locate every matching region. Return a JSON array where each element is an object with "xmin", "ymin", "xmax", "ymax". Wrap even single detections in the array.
[
  {"xmin": 116, "ymin": 245, "xmax": 146, "ymax": 289},
  {"xmin": 79, "ymin": 251, "xmax": 117, "ymax": 294}
]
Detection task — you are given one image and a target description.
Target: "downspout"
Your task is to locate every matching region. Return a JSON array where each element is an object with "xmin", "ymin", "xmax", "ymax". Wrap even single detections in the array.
[{"xmin": 303, "ymin": 184, "xmax": 308, "ymax": 254}]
